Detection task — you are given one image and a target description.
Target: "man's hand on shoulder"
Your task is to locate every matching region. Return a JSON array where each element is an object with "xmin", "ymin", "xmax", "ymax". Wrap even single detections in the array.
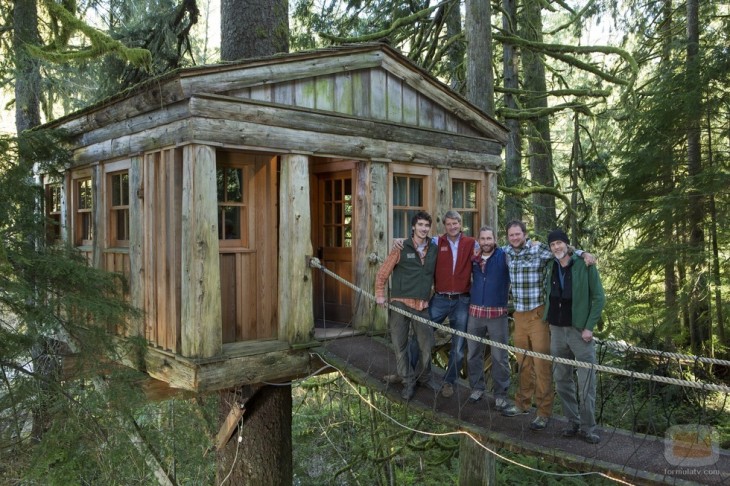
[
  {"xmin": 582, "ymin": 252, "xmax": 596, "ymax": 266},
  {"xmin": 392, "ymin": 238, "xmax": 405, "ymax": 251}
]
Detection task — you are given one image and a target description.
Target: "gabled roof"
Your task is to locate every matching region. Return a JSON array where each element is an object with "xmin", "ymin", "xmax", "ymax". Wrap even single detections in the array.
[{"xmin": 48, "ymin": 43, "xmax": 507, "ymax": 145}]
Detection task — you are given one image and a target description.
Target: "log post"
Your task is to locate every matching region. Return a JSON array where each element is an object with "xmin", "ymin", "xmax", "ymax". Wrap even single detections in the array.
[
  {"xmin": 353, "ymin": 160, "xmax": 388, "ymax": 332},
  {"xmin": 434, "ymin": 167, "xmax": 451, "ymax": 233},
  {"xmin": 129, "ymin": 155, "xmax": 144, "ymax": 337},
  {"xmin": 458, "ymin": 435, "xmax": 496, "ymax": 485},
  {"xmin": 278, "ymin": 154, "xmax": 314, "ymax": 344},
  {"xmin": 485, "ymin": 170, "xmax": 499, "ymax": 230},
  {"xmin": 180, "ymin": 144, "xmax": 222, "ymax": 358}
]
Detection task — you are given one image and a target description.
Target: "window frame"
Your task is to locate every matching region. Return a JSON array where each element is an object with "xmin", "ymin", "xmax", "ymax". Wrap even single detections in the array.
[
  {"xmin": 389, "ymin": 164, "xmax": 432, "ymax": 240},
  {"xmin": 216, "ymin": 160, "xmax": 252, "ymax": 249},
  {"xmin": 71, "ymin": 169, "xmax": 94, "ymax": 248},
  {"xmin": 107, "ymin": 167, "xmax": 131, "ymax": 248},
  {"xmin": 44, "ymin": 180, "xmax": 64, "ymax": 244}
]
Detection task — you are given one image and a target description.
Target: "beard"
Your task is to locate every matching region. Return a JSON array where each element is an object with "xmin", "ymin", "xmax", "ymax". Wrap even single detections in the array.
[{"xmin": 481, "ymin": 243, "xmax": 495, "ymax": 254}]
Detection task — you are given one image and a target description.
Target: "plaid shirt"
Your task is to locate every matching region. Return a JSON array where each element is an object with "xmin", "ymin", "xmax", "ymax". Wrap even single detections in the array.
[
  {"xmin": 503, "ymin": 239, "xmax": 554, "ymax": 312},
  {"xmin": 469, "ymin": 304, "xmax": 508, "ymax": 319}
]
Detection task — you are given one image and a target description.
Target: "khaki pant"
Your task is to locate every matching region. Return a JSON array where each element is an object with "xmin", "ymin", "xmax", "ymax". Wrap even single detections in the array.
[{"xmin": 513, "ymin": 305, "xmax": 553, "ymax": 417}]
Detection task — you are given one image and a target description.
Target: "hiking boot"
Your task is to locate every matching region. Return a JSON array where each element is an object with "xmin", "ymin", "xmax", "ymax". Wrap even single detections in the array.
[
  {"xmin": 383, "ymin": 374, "xmax": 402, "ymax": 384},
  {"xmin": 561, "ymin": 423, "xmax": 580, "ymax": 438},
  {"xmin": 401, "ymin": 383, "xmax": 416, "ymax": 401},
  {"xmin": 441, "ymin": 383, "xmax": 454, "ymax": 398},
  {"xmin": 495, "ymin": 397, "xmax": 509, "ymax": 411},
  {"xmin": 529, "ymin": 416, "xmax": 549, "ymax": 431},
  {"xmin": 501, "ymin": 405, "xmax": 528, "ymax": 417},
  {"xmin": 579, "ymin": 430, "xmax": 601, "ymax": 444},
  {"xmin": 468, "ymin": 389, "xmax": 484, "ymax": 402}
]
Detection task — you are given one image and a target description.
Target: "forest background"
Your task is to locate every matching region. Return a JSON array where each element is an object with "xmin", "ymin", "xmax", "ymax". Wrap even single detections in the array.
[{"xmin": 1, "ymin": 0, "xmax": 728, "ymax": 484}]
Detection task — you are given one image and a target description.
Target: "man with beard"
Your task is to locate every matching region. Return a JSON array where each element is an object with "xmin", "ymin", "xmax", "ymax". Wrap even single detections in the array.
[
  {"xmin": 501, "ymin": 221, "xmax": 594, "ymax": 431},
  {"xmin": 464, "ymin": 226, "xmax": 513, "ymax": 412},
  {"xmin": 544, "ymin": 229, "xmax": 605, "ymax": 443},
  {"xmin": 375, "ymin": 211, "xmax": 440, "ymax": 400}
]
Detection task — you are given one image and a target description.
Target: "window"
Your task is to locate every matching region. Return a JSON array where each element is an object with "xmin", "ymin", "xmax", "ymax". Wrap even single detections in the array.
[
  {"xmin": 216, "ymin": 165, "xmax": 248, "ymax": 246},
  {"xmin": 109, "ymin": 171, "xmax": 130, "ymax": 247},
  {"xmin": 45, "ymin": 183, "xmax": 62, "ymax": 243},
  {"xmin": 392, "ymin": 174, "xmax": 425, "ymax": 238},
  {"xmin": 452, "ymin": 179, "xmax": 479, "ymax": 236},
  {"xmin": 322, "ymin": 176, "xmax": 352, "ymax": 248},
  {"xmin": 74, "ymin": 177, "xmax": 93, "ymax": 246}
]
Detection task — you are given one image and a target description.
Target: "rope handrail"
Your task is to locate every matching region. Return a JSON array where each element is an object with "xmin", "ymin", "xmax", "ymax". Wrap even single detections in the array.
[{"xmin": 308, "ymin": 257, "xmax": 730, "ymax": 394}]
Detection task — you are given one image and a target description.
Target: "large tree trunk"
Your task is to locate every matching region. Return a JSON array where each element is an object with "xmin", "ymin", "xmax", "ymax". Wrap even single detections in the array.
[
  {"xmin": 502, "ymin": 0, "xmax": 522, "ymax": 224},
  {"xmin": 14, "ymin": 0, "xmax": 41, "ymax": 133},
  {"xmin": 444, "ymin": 0, "xmax": 464, "ymax": 93},
  {"xmin": 464, "ymin": 0, "xmax": 494, "ymax": 116},
  {"xmin": 684, "ymin": 0, "xmax": 710, "ymax": 355},
  {"xmin": 217, "ymin": 386, "xmax": 293, "ymax": 485},
  {"xmin": 220, "ymin": 0, "xmax": 289, "ymax": 61},
  {"xmin": 519, "ymin": 1, "xmax": 556, "ymax": 235}
]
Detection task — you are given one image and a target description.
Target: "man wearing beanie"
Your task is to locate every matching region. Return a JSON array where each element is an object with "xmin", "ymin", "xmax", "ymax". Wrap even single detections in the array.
[
  {"xmin": 544, "ymin": 229, "xmax": 605, "ymax": 444},
  {"xmin": 501, "ymin": 221, "xmax": 594, "ymax": 432}
]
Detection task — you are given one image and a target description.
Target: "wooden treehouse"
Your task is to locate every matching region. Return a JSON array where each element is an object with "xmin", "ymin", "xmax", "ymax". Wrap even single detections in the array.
[{"xmin": 43, "ymin": 43, "xmax": 508, "ymax": 394}]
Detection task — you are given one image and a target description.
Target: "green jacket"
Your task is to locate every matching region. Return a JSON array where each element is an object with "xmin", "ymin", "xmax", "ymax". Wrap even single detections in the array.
[{"xmin": 543, "ymin": 254, "xmax": 605, "ymax": 331}]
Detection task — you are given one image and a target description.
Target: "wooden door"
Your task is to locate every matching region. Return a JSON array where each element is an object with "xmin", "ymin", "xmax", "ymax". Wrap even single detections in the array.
[{"xmin": 313, "ymin": 170, "xmax": 354, "ymax": 323}]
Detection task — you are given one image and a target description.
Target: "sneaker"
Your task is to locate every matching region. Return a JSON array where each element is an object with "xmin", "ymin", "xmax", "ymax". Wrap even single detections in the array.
[
  {"xmin": 495, "ymin": 398, "xmax": 509, "ymax": 411},
  {"xmin": 401, "ymin": 383, "xmax": 416, "ymax": 401},
  {"xmin": 383, "ymin": 374, "xmax": 402, "ymax": 384},
  {"xmin": 501, "ymin": 405, "xmax": 528, "ymax": 417},
  {"xmin": 561, "ymin": 423, "xmax": 580, "ymax": 438},
  {"xmin": 529, "ymin": 416, "xmax": 549, "ymax": 431},
  {"xmin": 441, "ymin": 383, "xmax": 454, "ymax": 398},
  {"xmin": 468, "ymin": 390, "xmax": 484, "ymax": 402},
  {"xmin": 579, "ymin": 430, "xmax": 601, "ymax": 444}
]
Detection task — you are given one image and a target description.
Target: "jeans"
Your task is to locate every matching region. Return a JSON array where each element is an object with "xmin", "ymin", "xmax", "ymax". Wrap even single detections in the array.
[
  {"xmin": 389, "ymin": 301, "xmax": 434, "ymax": 386},
  {"xmin": 466, "ymin": 314, "xmax": 510, "ymax": 399},
  {"xmin": 429, "ymin": 293, "xmax": 469, "ymax": 385},
  {"xmin": 513, "ymin": 305, "xmax": 553, "ymax": 417},
  {"xmin": 551, "ymin": 325, "xmax": 597, "ymax": 433}
]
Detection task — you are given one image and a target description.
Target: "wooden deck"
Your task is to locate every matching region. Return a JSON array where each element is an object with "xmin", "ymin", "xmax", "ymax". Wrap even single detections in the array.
[{"xmin": 314, "ymin": 335, "xmax": 729, "ymax": 486}]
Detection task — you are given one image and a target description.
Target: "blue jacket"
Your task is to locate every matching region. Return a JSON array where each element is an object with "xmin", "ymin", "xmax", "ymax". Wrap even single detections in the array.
[{"xmin": 470, "ymin": 247, "xmax": 510, "ymax": 308}]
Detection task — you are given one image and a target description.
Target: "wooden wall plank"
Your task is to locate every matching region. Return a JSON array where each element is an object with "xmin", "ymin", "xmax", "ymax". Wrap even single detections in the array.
[
  {"xmin": 273, "ymin": 80, "xmax": 294, "ymax": 105},
  {"xmin": 369, "ymin": 68, "xmax": 387, "ymax": 121},
  {"xmin": 334, "ymin": 72, "xmax": 353, "ymax": 115},
  {"xmin": 386, "ymin": 72, "xmax": 403, "ymax": 123},
  {"xmin": 278, "ymin": 154, "xmax": 313, "ymax": 344},
  {"xmin": 143, "ymin": 153, "xmax": 158, "ymax": 346},
  {"xmin": 352, "ymin": 70, "xmax": 369, "ymax": 117},
  {"xmin": 402, "ymin": 83, "xmax": 418, "ymax": 125},
  {"xmin": 314, "ymin": 76, "xmax": 334, "ymax": 112},
  {"xmin": 295, "ymin": 78, "xmax": 316, "ymax": 108},
  {"xmin": 180, "ymin": 144, "xmax": 222, "ymax": 358}
]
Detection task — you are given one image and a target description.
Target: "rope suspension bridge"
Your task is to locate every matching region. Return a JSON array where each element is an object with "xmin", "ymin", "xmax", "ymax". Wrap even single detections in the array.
[{"xmin": 304, "ymin": 257, "xmax": 730, "ymax": 485}]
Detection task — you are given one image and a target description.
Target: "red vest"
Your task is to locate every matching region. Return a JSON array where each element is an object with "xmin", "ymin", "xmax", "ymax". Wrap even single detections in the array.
[{"xmin": 434, "ymin": 233, "xmax": 475, "ymax": 294}]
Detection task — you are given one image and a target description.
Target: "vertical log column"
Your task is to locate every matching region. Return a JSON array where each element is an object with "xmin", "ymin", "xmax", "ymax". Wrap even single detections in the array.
[
  {"xmin": 458, "ymin": 435, "xmax": 496, "ymax": 485},
  {"xmin": 353, "ymin": 160, "xmax": 388, "ymax": 332},
  {"xmin": 485, "ymin": 170, "xmax": 499, "ymax": 230},
  {"xmin": 128, "ymin": 155, "xmax": 144, "ymax": 337},
  {"xmin": 278, "ymin": 154, "xmax": 314, "ymax": 344},
  {"xmin": 434, "ymin": 168, "xmax": 451, "ymax": 233},
  {"xmin": 181, "ymin": 144, "xmax": 222, "ymax": 358}
]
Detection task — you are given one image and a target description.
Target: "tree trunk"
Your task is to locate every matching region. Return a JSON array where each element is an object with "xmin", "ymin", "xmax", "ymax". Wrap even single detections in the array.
[
  {"xmin": 14, "ymin": 0, "xmax": 41, "ymax": 133},
  {"xmin": 444, "ymin": 0, "xmax": 464, "ymax": 93},
  {"xmin": 220, "ymin": 0, "xmax": 289, "ymax": 61},
  {"xmin": 502, "ymin": 0, "xmax": 522, "ymax": 224},
  {"xmin": 684, "ymin": 0, "xmax": 710, "ymax": 355},
  {"xmin": 217, "ymin": 386, "xmax": 293, "ymax": 485},
  {"xmin": 464, "ymin": 0, "xmax": 494, "ymax": 116},
  {"xmin": 519, "ymin": 1, "xmax": 556, "ymax": 235},
  {"xmin": 458, "ymin": 435, "xmax": 495, "ymax": 485}
]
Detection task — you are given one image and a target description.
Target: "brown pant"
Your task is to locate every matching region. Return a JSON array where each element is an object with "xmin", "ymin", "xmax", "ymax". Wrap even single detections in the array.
[{"xmin": 513, "ymin": 305, "xmax": 553, "ymax": 417}]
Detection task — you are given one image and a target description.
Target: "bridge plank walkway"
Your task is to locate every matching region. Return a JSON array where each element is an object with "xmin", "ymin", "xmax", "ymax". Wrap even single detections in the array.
[{"xmin": 314, "ymin": 334, "xmax": 729, "ymax": 486}]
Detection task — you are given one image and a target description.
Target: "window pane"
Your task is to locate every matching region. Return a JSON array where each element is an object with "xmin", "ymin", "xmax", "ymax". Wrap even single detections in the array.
[
  {"xmin": 78, "ymin": 179, "xmax": 92, "ymax": 209},
  {"xmin": 465, "ymin": 181, "xmax": 477, "ymax": 208},
  {"xmin": 221, "ymin": 206, "xmax": 241, "ymax": 240},
  {"xmin": 452, "ymin": 181, "xmax": 464, "ymax": 208},
  {"xmin": 393, "ymin": 210, "xmax": 406, "ymax": 238},
  {"xmin": 324, "ymin": 179, "xmax": 332, "ymax": 202},
  {"xmin": 462, "ymin": 213, "xmax": 475, "ymax": 237},
  {"xmin": 393, "ymin": 176, "xmax": 407, "ymax": 206},
  {"xmin": 216, "ymin": 169, "xmax": 225, "ymax": 202},
  {"xmin": 121, "ymin": 173, "xmax": 130, "ymax": 205},
  {"xmin": 409, "ymin": 178, "xmax": 422, "ymax": 206},
  {"xmin": 117, "ymin": 208, "xmax": 130, "ymax": 240},
  {"xmin": 334, "ymin": 179, "xmax": 342, "ymax": 201},
  {"xmin": 226, "ymin": 168, "xmax": 243, "ymax": 202}
]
